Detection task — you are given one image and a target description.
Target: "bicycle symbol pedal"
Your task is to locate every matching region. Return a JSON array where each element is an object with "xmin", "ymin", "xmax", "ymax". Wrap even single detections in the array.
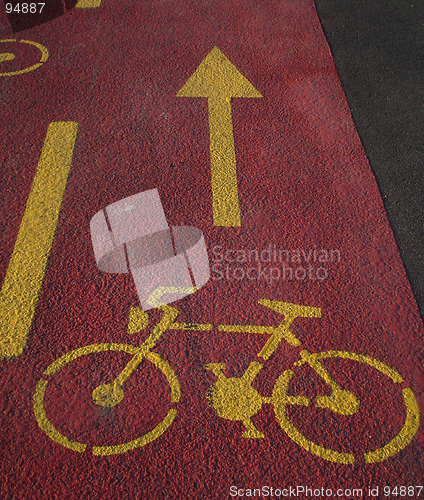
[{"xmin": 205, "ymin": 361, "xmax": 268, "ymax": 438}]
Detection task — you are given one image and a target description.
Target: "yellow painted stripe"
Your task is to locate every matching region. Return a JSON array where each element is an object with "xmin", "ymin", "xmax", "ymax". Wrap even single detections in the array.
[
  {"xmin": 0, "ymin": 122, "xmax": 78, "ymax": 358},
  {"xmin": 364, "ymin": 388, "xmax": 420, "ymax": 463},
  {"xmin": 76, "ymin": 0, "xmax": 102, "ymax": 8},
  {"xmin": 0, "ymin": 53, "xmax": 15, "ymax": 63}
]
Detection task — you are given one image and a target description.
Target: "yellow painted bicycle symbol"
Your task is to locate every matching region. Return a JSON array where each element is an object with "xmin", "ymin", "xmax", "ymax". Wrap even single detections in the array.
[{"xmin": 33, "ymin": 293, "xmax": 420, "ymax": 463}]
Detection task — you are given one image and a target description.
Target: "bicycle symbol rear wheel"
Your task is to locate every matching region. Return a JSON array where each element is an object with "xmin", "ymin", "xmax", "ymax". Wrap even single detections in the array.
[
  {"xmin": 33, "ymin": 343, "xmax": 180, "ymax": 456},
  {"xmin": 273, "ymin": 350, "xmax": 420, "ymax": 464}
]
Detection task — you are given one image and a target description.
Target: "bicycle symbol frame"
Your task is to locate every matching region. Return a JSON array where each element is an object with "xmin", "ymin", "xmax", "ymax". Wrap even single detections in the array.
[{"xmin": 33, "ymin": 298, "xmax": 420, "ymax": 463}]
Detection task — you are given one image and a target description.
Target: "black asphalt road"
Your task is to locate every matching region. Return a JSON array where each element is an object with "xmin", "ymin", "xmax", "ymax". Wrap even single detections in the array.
[{"xmin": 315, "ymin": 0, "xmax": 424, "ymax": 319}]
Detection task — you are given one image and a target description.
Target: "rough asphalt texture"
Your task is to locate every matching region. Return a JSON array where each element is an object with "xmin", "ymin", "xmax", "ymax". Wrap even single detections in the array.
[{"xmin": 1, "ymin": 0, "xmax": 423, "ymax": 498}]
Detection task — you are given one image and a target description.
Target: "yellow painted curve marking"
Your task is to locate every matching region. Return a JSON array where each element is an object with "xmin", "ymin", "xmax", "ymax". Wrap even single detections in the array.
[
  {"xmin": 364, "ymin": 388, "xmax": 420, "ymax": 463},
  {"xmin": 0, "ymin": 39, "xmax": 49, "ymax": 76},
  {"xmin": 33, "ymin": 380, "xmax": 87, "ymax": 453},
  {"xmin": 93, "ymin": 409, "xmax": 177, "ymax": 456},
  {"xmin": 34, "ymin": 344, "xmax": 180, "ymax": 454},
  {"xmin": 0, "ymin": 122, "xmax": 78, "ymax": 358},
  {"xmin": 273, "ymin": 351, "xmax": 419, "ymax": 464},
  {"xmin": 178, "ymin": 47, "xmax": 262, "ymax": 226},
  {"xmin": 272, "ymin": 368, "xmax": 354, "ymax": 464}
]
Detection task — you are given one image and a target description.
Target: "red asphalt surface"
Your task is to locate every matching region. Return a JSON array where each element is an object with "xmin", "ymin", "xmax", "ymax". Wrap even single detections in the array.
[{"xmin": 1, "ymin": 0, "xmax": 424, "ymax": 498}]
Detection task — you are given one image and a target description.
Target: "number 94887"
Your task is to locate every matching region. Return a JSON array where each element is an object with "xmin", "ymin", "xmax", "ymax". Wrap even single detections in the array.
[{"xmin": 5, "ymin": 3, "xmax": 45, "ymax": 13}]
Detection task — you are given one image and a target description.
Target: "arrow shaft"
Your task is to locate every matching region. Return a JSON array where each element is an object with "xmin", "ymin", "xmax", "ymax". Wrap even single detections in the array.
[{"xmin": 208, "ymin": 97, "xmax": 241, "ymax": 227}]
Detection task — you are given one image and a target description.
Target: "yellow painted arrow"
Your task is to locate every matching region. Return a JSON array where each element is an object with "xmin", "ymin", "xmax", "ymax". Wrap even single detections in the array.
[{"xmin": 177, "ymin": 47, "xmax": 262, "ymax": 227}]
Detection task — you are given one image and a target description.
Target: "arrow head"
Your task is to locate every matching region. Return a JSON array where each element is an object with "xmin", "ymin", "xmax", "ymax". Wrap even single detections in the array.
[{"xmin": 177, "ymin": 47, "xmax": 262, "ymax": 99}]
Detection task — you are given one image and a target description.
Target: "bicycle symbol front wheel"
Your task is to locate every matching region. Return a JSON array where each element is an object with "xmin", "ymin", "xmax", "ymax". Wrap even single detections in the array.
[
  {"xmin": 273, "ymin": 350, "xmax": 420, "ymax": 464},
  {"xmin": 33, "ymin": 343, "xmax": 180, "ymax": 456}
]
